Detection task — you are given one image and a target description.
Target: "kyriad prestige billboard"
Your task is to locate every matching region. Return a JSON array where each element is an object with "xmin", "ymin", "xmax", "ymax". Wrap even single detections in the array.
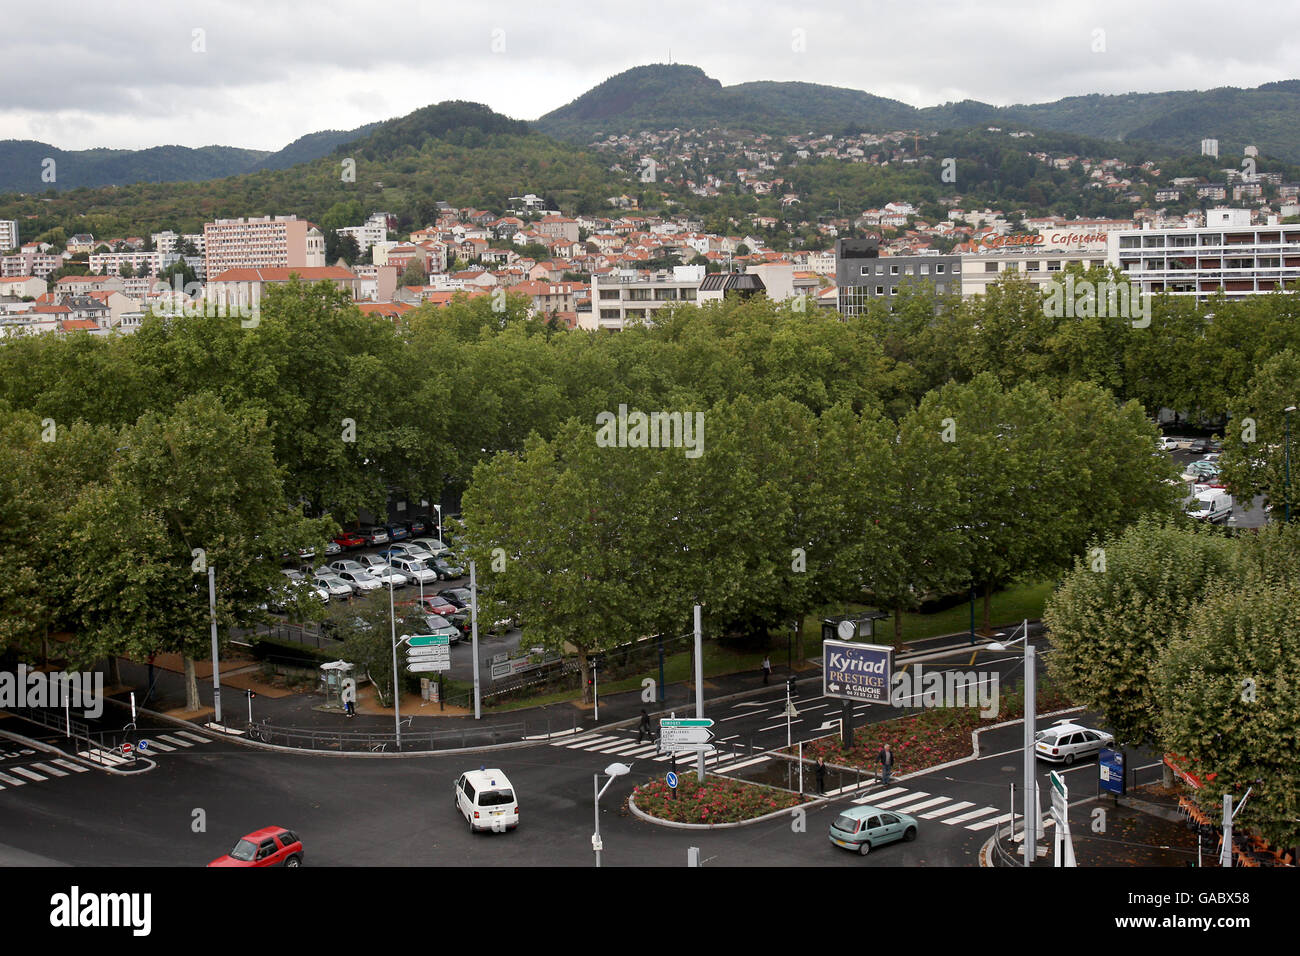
[{"xmin": 822, "ymin": 639, "xmax": 893, "ymax": 705}]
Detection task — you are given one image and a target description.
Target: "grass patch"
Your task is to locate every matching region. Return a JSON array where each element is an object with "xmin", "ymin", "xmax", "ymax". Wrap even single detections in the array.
[{"xmin": 632, "ymin": 776, "xmax": 809, "ymax": 824}]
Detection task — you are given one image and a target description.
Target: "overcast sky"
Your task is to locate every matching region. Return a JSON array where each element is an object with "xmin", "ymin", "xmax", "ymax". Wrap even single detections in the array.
[{"xmin": 5, "ymin": 0, "xmax": 1299, "ymax": 152}]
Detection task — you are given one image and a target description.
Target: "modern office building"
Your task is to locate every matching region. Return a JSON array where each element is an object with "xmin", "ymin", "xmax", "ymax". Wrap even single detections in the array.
[
  {"xmin": 203, "ymin": 216, "xmax": 325, "ymax": 276},
  {"xmin": 835, "ymin": 238, "xmax": 961, "ymax": 315},
  {"xmin": 1108, "ymin": 208, "xmax": 1300, "ymax": 300},
  {"xmin": 960, "ymin": 248, "xmax": 1110, "ymax": 295}
]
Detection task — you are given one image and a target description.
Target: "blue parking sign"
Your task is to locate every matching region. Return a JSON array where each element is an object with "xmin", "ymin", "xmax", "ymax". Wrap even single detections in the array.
[{"xmin": 1099, "ymin": 748, "xmax": 1126, "ymax": 795}]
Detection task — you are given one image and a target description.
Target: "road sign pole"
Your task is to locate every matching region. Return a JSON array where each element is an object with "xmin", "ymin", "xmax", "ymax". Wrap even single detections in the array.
[
  {"xmin": 390, "ymin": 576, "xmax": 401, "ymax": 749},
  {"xmin": 1023, "ymin": 640, "xmax": 1036, "ymax": 866},
  {"xmin": 594, "ymin": 658, "xmax": 599, "ymax": 722},
  {"xmin": 694, "ymin": 603, "xmax": 704, "ymax": 784},
  {"xmin": 208, "ymin": 565, "xmax": 222, "ymax": 724},
  {"xmin": 470, "ymin": 561, "xmax": 481, "ymax": 720}
]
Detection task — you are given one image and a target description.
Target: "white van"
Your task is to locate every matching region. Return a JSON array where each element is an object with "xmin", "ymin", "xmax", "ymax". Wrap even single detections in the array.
[
  {"xmin": 1186, "ymin": 487, "xmax": 1233, "ymax": 523},
  {"xmin": 454, "ymin": 769, "xmax": 518, "ymax": 833}
]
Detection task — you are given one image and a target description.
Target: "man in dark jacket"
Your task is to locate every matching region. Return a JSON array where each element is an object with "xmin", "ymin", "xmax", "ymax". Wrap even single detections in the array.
[
  {"xmin": 637, "ymin": 709, "xmax": 653, "ymax": 744},
  {"xmin": 879, "ymin": 743, "xmax": 893, "ymax": 784},
  {"xmin": 815, "ymin": 757, "xmax": 827, "ymax": 794}
]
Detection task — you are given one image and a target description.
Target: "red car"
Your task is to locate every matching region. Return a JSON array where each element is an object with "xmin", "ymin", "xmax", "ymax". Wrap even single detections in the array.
[
  {"xmin": 207, "ymin": 826, "xmax": 304, "ymax": 867},
  {"xmin": 418, "ymin": 595, "xmax": 458, "ymax": 617},
  {"xmin": 332, "ymin": 532, "xmax": 366, "ymax": 549}
]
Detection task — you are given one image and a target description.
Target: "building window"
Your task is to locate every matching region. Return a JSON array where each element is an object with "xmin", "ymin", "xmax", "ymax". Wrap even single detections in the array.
[
  {"xmin": 1026, "ymin": 261, "xmax": 1040, "ymax": 271},
  {"xmin": 889, "ymin": 286, "xmax": 897, "ymax": 296},
  {"xmin": 935, "ymin": 264, "xmax": 945, "ymax": 274},
  {"xmin": 861, "ymin": 266, "xmax": 871, "ymax": 276},
  {"xmin": 985, "ymin": 262, "xmax": 998, "ymax": 273},
  {"xmin": 1047, "ymin": 261, "xmax": 1061, "ymax": 271},
  {"xmin": 875, "ymin": 286, "xmax": 884, "ymax": 295},
  {"xmin": 890, "ymin": 265, "xmax": 900, "ymax": 275}
]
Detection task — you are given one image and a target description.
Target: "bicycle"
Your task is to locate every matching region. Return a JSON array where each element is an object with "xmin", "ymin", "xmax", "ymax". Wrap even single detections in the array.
[{"xmin": 246, "ymin": 717, "xmax": 271, "ymax": 742}]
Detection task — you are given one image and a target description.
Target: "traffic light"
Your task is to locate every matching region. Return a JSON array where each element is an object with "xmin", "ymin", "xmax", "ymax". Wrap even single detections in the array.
[
  {"xmin": 786, "ymin": 676, "xmax": 798, "ymax": 697},
  {"xmin": 246, "ymin": 690, "xmax": 256, "ymax": 700}
]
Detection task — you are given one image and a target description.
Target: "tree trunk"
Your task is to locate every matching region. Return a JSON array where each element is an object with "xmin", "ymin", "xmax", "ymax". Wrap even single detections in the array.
[
  {"xmin": 578, "ymin": 651, "xmax": 590, "ymax": 704},
  {"xmin": 106, "ymin": 656, "xmax": 121, "ymax": 688},
  {"xmin": 793, "ymin": 617, "xmax": 804, "ymax": 661},
  {"xmin": 184, "ymin": 656, "xmax": 199, "ymax": 713},
  {"xmin": 982, "ymin": 583, "xmax": 993, "ymax": 634},
  {"xmin": 894, "ymin": 607, "xmax": 903, "ymax": 644}
]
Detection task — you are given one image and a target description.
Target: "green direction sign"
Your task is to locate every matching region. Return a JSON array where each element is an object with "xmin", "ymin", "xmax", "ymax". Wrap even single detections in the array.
[
  {"xmin": 405, "ymin": 634, "xmax": 450, "ymax": 647},
  {"xmin": 659, "ymin": 718, "xmax": 713, "ymax": 728}
]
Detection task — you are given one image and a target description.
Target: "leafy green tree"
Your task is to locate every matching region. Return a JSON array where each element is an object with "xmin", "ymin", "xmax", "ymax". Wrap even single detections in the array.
[
  {"xmin": 1218, "ymin": 348, "xmax": 1300, "ymax": 517},
  {"xmin": 1154, "ymin": 571, "xmax": 1300, "ymax": 847},
  {"xmin": 1044, "ymin": 518, "xmax": 1238, "ymax": 748}
]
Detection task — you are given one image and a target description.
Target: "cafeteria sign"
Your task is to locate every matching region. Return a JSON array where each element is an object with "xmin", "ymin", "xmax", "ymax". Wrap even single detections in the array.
[{"xmin": 822, "ymin": 639, "xmax": 893, "ymax": 705}]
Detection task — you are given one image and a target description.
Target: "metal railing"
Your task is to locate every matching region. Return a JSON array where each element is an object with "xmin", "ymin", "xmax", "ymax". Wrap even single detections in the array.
[{"xmin": 237, "ymin": 711, "xmax": 585, "ymax": 752}]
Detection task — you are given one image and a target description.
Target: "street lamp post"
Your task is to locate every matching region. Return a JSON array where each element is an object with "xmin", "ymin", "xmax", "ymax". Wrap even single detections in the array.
[
  {"xmin": 389, "ymin": 574, "xmax": 401, "ymax": 749},
  {"xmin": 1284, "ymin": 406, "xmax": 1296, "ymax": 523},
  {"xmin": 593, "ymin": 762, "xmax": 631, "ymax": 867},
  {"xmin": 988, "ymin": 620, "xmax": 1035, "ymax": 866},
  {"xmin": 433, "ymin": 504, "xmax": 443, "ymax": 551}
]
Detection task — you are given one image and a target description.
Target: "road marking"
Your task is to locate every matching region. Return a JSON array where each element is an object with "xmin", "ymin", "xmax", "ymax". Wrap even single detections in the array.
[
  {"xmin": 142, "ymin": 739, "xmax": 175, "ymax": 752},
  {"xmin": 588, "ymin": 741, "xmax": 645, "ymax": 754},
  {"xmin": 0, "ymin": 771, "xmax": 26, "ymax": 786},
  {"xmin": 174, "ymin": 731, "xmax": 211, "ymax": 744},
  {"xmin": 561, "ymin": 734, "xmax": 617, "ymax": 749},
  {"xmin": 854, "ymin": 786, "xmax": 908, "ymax": 804},
  {"xmin": 824, "ymin": 780, "xmax": 871, "ymax": 796},
  {"xmin": 51, "ymin": 759, "xmax": 88, "ymax": 773},
  {"xmin": 967, "ymin": 812, "xmax": 1017, "ymax": 831},
  {"xmin": 156, "ymin": 735, "xmax": 193, "ymax": 748},
  {"xmin": 9, "ymin": 767, "xmax": 47, "ymax": 782},
  {"xmin": 920, "ymin": 801, "xmax": 974, "ymax": 819},
  {"xmin": 29, "ymin": 762, "xmax": 66, "ymax": 777},
  {"xmin": 873, "ymin": 791, "xmax": 929, "ymax": 809},
  {"xmin": 618, "ymin": 744, "xmax": 659, "ymax": 757},
  {"xmin": 78, "ymin": 749, "xmax": 129, "ymax": 765},
  {"xmin": 944, "ymin": 806, "xmax": 1002, "ymax": 825},
  {"xmin": 892, "ymin": 795, "xmax": 951, "ymax": 814},
  {"xmin": 715, "ymin": 755, "xmax": 769, "ymax": 773}
]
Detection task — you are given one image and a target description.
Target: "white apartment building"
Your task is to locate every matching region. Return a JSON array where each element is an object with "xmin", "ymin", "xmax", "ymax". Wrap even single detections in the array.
[
  {"xmin": 89, "ymin": 250, "xmax": 163, "ymax": 277},
  {"xmin": 203, "ymin": 216, "xmax": 325, "ymax": 276},
  {"xmin": 1109, "ymin": 208, "xmax": 1300, "ymax": 300},
  {"xmin": 584, "ymin": 266, "xmax": 703, "ymax": 331},
  {"xmin": 151, "ymin": 231, "xmax": 207, "ymax": 256},
  {"xmin": 335, "ymin": 213, "xmax": 390, "ymax": 255},
  {"xmin": 1, "ymin": 250, "xmax": 64, "ymax": 278},
  {"xmin": 0, "ymin": 220, "xmax": 18, "ymax": 252}
]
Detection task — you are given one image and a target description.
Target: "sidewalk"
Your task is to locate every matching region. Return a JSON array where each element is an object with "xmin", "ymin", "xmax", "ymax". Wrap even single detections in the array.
[{"xmin": 106, "ymin": 624, "xmax": 1032, "ymax": 745}]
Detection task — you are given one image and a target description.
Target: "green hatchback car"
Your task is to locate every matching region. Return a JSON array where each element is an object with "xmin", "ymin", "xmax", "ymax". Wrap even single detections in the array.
[{"xmin": 828, "ymin": 804, "xmax": 918, "ymax": 857}]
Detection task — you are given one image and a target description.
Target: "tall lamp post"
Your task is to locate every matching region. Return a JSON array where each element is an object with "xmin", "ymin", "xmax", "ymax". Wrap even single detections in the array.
[
  {"xmin": 593, "ymin": 761, "xmax": 631, "ymax": 867},
  {"xmin": 433, "ymin": 503, "xmax": 443, "ymax": 550},
  {"xmin": 987, "ymin": 619, "xmax": 1034, "ymax": 866},
  {"xmin": 1284, "ymin": 406, "xmax": 1296, "ymax": 523}
]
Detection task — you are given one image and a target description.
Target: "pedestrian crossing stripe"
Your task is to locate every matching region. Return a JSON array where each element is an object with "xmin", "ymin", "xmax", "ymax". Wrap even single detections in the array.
[
  {"xmin": 852, "ymin": 787, "xmax": 1007, "ymax": 831},
  {"xmin": 548, "ymin": 730, "xmax": 776, "ymax": 777},
  {"xmin": 29, "ymin": 762, "xmax": 67, "ymax": 777},
  {"xmin": 156, "ymin": 734, "xmax": 193, "ymax": 748}
]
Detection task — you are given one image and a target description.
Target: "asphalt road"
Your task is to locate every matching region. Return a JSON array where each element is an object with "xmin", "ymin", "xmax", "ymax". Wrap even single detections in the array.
[{"xmin": 0, "ymin": 636, "xmax": 1076, "ymax": 868}]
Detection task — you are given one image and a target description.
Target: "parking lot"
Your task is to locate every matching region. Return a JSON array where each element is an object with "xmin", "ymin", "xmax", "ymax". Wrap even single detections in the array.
[{"xmin": 1162, "ymin": 436, "xmax": 1269, "ymax": 528}]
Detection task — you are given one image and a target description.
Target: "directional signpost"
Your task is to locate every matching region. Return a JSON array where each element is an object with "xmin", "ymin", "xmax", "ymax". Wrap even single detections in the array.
[
  {"xmin": 403, "ymin": 634, "xmax": 450, "ymax": 674},
  {"xmin": 658, "ymin": 718, "xmax": 714, "ymax": 752},
  {"xmin": 1050, "ymin": 770, "xmax": 1076, "ymax": 867},
  {"xmin": 822, "ymin": 638, "xmax": 893, "ymax": 748}
]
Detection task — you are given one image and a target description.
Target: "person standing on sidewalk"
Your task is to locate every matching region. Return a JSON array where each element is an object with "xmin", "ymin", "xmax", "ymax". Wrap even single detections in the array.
[
  {"xmin": 637, "ymin": 709, "xmax": 653, "ymax": 744},
  {"xmin": 879, "ymin": 742, "xmax": 893, "ymax": 784},
  {"xmin": 761, "ymin": 656, "xmax": 772, "ymax": 684},
  {"xmin": 815, "ymin": 757, "xmax": 827, "ymax": 794}
]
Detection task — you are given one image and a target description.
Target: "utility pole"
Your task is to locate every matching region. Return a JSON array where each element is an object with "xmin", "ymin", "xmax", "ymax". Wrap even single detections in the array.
[
  {"xmin": 208, "ymin": 565, "xmax": 222, "ymax": 724},
  {"xmin": 694, "ymin": 604, "xmax": 705, "ymax": 784},
  {"xmin": 470, "ymin": 560, "xmax": 481, "ymax": 720}
]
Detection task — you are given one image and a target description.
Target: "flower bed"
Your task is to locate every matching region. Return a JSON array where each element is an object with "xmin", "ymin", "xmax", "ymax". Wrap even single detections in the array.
[
  {"xmin": 631, "ymin": 776, "xmax": 808, "ymax": 825},
  {"xmin": 785, "ymin": 680, "xmax": 1077, "ymax": 775}
]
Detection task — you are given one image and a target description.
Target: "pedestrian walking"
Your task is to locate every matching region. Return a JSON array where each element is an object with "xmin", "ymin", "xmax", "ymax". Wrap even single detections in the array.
[
  {"xmin": 637, "ymin": 709, "xmax": 652, "ymax": 744},
  {"xmin": 879, "ymin": 742, "xmax": 893, "ymax": 784},
  {"xmin": 815, "ymin": 757, "xmax": 826, "ymax": 795},
  {"xmin": 344, "ymin": 698, "xmax": 355, "ymax": 718},
  {"xmin": 761, "ymin": 656, "xmax": 772, "ymax": 685}
]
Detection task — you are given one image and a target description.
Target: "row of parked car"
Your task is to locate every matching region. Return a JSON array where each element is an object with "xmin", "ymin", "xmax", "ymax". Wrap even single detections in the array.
[
  {"xmin": 272, "ymin": 537, "xmax": 463, "ymax": 609},
  {"xmin": 278, "ymin": 515, "xmax": 445, "ymax": 565}
]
